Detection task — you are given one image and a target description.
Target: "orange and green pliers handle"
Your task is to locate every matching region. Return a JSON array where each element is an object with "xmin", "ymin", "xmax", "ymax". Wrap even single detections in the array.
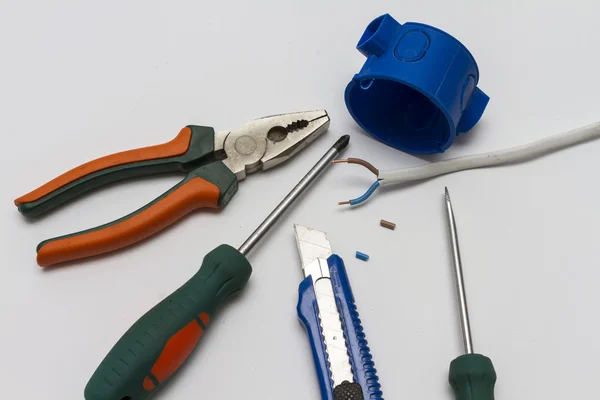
[
  {"xmin": 15, "ymin": 126, "xmax": 217, "ymax": 217},
  {"xmin": 14, "ymin": 126, "xmax": 239, "ymax": 267},
  {"xmin": 84, "ymin": 244, "xmax": 252, "ymax": 400},
  {"xmin": 36, "ymin": 162, "xmax": 237, "ymax": 266}
]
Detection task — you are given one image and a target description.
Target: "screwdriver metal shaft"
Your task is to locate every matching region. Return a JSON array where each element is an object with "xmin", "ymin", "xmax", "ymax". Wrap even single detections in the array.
[
  {"xmin": 444, "ymin": 187, "xmax": 497, "ymax": 400},
  {"xmin": 239, "ymin": 135, "xmax": 350, "ymax": 255},
  {"xmin": 445, "ymin": 187, "xmax": 474, "ymax": 354}
]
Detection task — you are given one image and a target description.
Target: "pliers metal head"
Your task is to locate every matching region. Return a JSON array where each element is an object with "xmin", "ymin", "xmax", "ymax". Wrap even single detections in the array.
[{"xmin": 216, "ymin": 110, "xmax": 330, "ymax": 179}]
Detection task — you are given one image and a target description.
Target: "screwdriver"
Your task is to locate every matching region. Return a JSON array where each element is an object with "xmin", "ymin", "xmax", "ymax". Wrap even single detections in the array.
[
  {"xmin": 84, "ymin": 135, "xmax": 350, "ymax": 400},
  {"xmin": 444, "ymin": 187, "xmax": 497, "ymax": 400}
]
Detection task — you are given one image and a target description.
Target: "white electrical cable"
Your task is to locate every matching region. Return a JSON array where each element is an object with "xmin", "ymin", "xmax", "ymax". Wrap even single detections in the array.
[{"xmin": 378, "ymin": 121, "xmax": 600, "ymax": 185}]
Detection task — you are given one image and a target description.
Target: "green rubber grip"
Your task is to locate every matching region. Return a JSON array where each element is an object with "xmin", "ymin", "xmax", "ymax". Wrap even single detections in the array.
[
  {"xmin": 84, "ymin": 244, "xmax": 252, "ymax": 400},
  {"xmin": 449, "ymin": 353, "xmax": 497, "ymax": 400}
]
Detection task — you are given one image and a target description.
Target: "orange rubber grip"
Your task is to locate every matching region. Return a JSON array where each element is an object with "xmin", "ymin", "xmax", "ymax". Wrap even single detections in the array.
[
  {"xmin": 36, "ymin": 177, "xmax": 220, "ymax": 267},
  {"xmin": 15, "ymin": 127, "xmax": 193, "ymax": 206},
  {"xmin": 143, "ymin": 312, "xmax": 211, "ymax": 391}
]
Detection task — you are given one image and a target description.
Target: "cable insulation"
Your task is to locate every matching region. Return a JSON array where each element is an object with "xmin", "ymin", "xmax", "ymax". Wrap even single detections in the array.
[
  {"xmin": 333, "ymin": 158, "xmax": 379, "ymax": 175},
  {"xmin": 379, "ymin": 121, "xmax": 600, "ymax": 185},
  {"xmin": 347, "ymin": 180, "xmax": 380, "ymax": 205}
]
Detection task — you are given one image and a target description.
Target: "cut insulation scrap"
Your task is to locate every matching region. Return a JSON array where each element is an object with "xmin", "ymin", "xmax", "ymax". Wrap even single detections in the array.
[
  {"xmin": 380, "ymin": 220, "xmax": 396, "ymax": 230},
  {"xmin": 355, "ymin": 251, "xmax": 369, "ymax": 261}
]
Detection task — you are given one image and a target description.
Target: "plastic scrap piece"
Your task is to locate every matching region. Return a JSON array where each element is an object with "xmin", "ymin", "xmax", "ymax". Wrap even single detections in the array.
[
  {"xmin": 355, "ymin": 251, "xmax": 369, "ymax": 261},
  {"xmin": 380, "ymin": 219, "xmax": 396, "ymax": 230}
]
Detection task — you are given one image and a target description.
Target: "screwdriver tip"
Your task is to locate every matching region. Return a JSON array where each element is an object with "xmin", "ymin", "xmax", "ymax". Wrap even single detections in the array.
[
  {"xmin": 445, "ymin": 186, "xmax": 451, "ymax": 202},
  {"xmin": 333, "ymin": 135, "xmax": 350, "ymax": 151}
]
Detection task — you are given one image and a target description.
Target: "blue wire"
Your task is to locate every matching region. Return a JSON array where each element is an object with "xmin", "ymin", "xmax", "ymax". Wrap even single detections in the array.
[{"xmin": 349, "ymin": 180, "xmax": 380, "ymax": 205}]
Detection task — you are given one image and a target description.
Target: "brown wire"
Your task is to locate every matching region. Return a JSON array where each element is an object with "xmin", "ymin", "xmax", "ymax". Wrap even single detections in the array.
[{"xmin": 333, "ymin": 158, "xmax": 379, "ymax": 176}]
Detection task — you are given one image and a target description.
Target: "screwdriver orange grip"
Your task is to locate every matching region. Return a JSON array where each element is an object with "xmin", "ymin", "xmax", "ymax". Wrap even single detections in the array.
[{"xmin": 36, "ymin": 177, "xmax": 220, "ymax": 266}]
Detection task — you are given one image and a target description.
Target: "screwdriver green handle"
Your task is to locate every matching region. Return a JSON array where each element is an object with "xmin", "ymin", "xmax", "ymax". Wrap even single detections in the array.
[
  {"xmin": 449, "ymin": 353, "xmax": 497, "ymax": 400},
  {"xmin": 84, "ymin": 244, "xmax": 252, "ymax": 400}
]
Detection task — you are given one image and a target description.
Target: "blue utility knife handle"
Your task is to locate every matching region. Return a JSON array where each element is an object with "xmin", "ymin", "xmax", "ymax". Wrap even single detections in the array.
[
  {"xmin": 296, "ymin": 254, "xmax": 383, "ymax": 400},
  {"xmin": 297, "ymin": 275, "xmax": 334, "ymax": 400},
  {"xmin": 329, "ymin": 254, "xmax": 383, "ymax": 399}
]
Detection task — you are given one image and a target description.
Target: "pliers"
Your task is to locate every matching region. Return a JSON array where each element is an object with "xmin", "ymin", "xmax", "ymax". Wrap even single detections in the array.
[{"xmin": 15, "ymin": 110, "xmax": 330, "ymax": 267}]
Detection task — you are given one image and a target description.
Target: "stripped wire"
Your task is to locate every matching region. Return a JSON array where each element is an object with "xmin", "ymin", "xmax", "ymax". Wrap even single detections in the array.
[
  {"xmin": 334, "ymin": 121, "xmax": 600, "ymax": 206},
  {"xmin": 333, "ymin": 158, "xmax": 379, "ymax": 175},
  {"xmin": 334, "ymin": 158, "xmax": 381, "ymax": 206},
  {"xmin": 338, "ymin": 180, "xmax": 380, "ymax": 206}
]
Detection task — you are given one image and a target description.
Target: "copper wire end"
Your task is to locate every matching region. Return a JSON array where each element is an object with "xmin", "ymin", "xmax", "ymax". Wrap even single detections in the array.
[
  {"xmin": 333, "ymin": 158, "xmax": 379, "ymax": 176},
  {"xmin": 338, "ymin": 200, "xmax": 351, "ymax": 206}
]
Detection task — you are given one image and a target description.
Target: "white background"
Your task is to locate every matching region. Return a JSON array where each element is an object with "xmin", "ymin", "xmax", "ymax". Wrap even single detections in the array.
[{"xmin": 1, "ymin": 1, "xmax": 599, "ymax": 399}]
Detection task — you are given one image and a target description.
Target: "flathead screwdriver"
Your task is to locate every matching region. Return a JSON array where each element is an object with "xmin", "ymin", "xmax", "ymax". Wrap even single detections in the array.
[{"xmin": 444, "ymin": 187, "xmax": 497, "ymax": 400}]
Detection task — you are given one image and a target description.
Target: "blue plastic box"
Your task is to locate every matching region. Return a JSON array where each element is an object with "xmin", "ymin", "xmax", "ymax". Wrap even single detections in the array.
[{"xmin": 345, "ymin": 14, "xmax": 489, "ymax": 154}]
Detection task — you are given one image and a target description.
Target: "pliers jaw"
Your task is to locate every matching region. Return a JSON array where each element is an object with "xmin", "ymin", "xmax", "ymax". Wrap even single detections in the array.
[{"xmin": 217, "ymin": 110, "xmax": 330, "ymax": 180}]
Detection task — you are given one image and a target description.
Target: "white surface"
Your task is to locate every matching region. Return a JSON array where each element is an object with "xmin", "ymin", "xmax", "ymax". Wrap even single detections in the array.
[{"xmin": 1, "ymin": 1, "xmax": 599, "ymax": 399}]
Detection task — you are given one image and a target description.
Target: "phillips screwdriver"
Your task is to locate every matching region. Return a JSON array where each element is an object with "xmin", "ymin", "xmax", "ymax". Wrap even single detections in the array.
[
  {"xmin": 84, "ymin": 135, "xmax": 350, "ymax": 400},
  {"xmin": 444, "ymin": 187, "xmax": 497, "ymax": 400}
]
